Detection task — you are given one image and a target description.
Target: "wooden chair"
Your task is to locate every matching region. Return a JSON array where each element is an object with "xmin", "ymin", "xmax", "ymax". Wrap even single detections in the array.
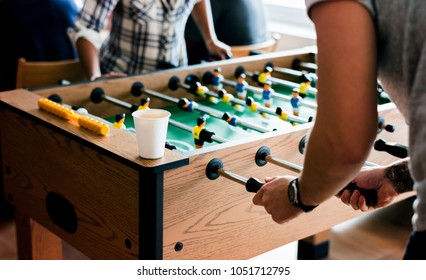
[
  {"xmin": 15, "ymin": 58, "xmax": 87, "ymax": 89},
  {"xmin": 230, "ymin": 33, "xmax": 281, "ymax": 58}
]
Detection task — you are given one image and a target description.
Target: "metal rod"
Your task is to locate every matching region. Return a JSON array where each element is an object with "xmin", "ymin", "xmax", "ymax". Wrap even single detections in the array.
[
  {"xmin": 299, "ymin": 61, "xmax": 318, "ymax": 71},
  {"xmin": 143, "ymin": 86, "xmax": 271, "ymax": 133},
  {"xmin": 266, "ymin": 155, "xmax": 379, "ymax": 173},
  {"xmin": 217, "ymin": 168, "xmax": 247, "ymax": 186},
  {"xmin": 244, "ymin": 69, "xmax": 317, "ymax": 95},
  {"xmin": 143, "ymin": 88, "xmax": 179, "ymax": 103},
  {"xmin": 104, "ymin": 95, "xmax": 134, "ymax": 109},
  {"xmin": 274, "ymin": 66, "xmax": 318, "ymax": 82},
  {"xmin": 222, "ymin": 79, "xmax": 318, "ymax": 110},
  {"xmin": 266, "ymin": 155, "xmax": 303, "ymax": 173}
]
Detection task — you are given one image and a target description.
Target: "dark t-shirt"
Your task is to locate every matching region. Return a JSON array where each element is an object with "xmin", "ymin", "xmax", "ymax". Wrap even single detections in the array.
[
  {"xmin": 0, "ymin": 0, "xmax": 79, "ymax": 91},
  {"xmin": 185, "ymin": 0, "xmax": 269, "ymax": 64}
]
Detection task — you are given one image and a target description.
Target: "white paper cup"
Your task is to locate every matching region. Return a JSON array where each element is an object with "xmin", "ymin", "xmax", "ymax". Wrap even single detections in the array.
[{"xmin": 132, "ymin": 109, "xmax": 171, "ymax": 159}]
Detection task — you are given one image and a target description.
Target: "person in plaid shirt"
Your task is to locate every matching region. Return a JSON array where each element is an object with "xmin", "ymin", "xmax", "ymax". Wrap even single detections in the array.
[{"xmin": 70, "ymin": 0, "xmax": 231, "ymax": 81}]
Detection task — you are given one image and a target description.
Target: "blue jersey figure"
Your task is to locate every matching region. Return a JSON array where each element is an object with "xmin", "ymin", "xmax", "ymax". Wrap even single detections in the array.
[
  {"xmin": 222, "ymin": 112, "xmax": 239, "ymax": 126},
  {"xmin": 236, "ymin": 73, "xmax": 248, "ymax": 100},
  {"xmin": 262, "ymin": 81, "xmax": 274, "ymax": 108},
  {"xmin": 290, "ymin": 88, "xmax": 302, "ymax": 116},
  {"xmin": 212, "ymin": 67, "xmax": 224, "ymax": 91},
  {"xmin": 178, "ymin": 98, "xmax": 196, "ymax": 112}
]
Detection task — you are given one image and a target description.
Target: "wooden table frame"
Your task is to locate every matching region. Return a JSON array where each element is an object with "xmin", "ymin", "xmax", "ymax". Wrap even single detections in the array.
[{"xmin": 0, "ymin": 48, "xmax": 412, "ymax": 260}]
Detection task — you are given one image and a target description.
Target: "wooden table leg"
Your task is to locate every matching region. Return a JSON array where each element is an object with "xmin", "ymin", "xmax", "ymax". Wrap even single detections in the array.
[
  {"xmin": 298, "ymin": 230, "xmax": 330, "ymax": 259},
  {"xmin": 14, "ymin": 210, "xmax": 63, "ymax": 260}
]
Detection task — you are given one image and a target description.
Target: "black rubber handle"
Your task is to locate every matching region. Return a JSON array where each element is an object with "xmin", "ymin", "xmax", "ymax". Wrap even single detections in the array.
[
  {"xmin": 246, "ymin": 177, "xmax": 264, "ymax": 193},
  {"xmin": 338, "ymin": 182, "xmax": 378, "ymax": 206},
  {"xmin": 374, "ymin": 138, "xmax": 408, "ymax": 159}
]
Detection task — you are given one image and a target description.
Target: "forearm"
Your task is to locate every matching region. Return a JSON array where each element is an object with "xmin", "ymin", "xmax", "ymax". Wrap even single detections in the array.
[
  {"xmin": 298, "ymin": 1, "xmax": 378, "ymax": 206},
  {"xmin": 300, "ymin": 123, "xmax": 375, "ymax": 206},
  {"xmin": 76, "ymin": 37, "xmax": 102, "ymax": 81},
  {"xmin": 190, "ymin": 0, "xmax": 217, "ymax": 45}
]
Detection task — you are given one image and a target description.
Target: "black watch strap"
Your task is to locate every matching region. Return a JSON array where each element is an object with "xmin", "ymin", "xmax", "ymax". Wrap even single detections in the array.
[{"xmin": 288, "ymin": 178, "xmax": 318, "ymax": 213}]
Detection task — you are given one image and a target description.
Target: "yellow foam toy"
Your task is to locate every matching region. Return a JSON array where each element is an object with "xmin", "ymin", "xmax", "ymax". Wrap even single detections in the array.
[{"xmin": 38, "ymin": 98, "xmax": 109, "ymax": 136}]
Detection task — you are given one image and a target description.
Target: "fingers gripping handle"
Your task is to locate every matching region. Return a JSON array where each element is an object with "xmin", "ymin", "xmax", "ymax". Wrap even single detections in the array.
[
  {"xmin": 255, "ymin": 146, "xmax": 378, "ymax": 206},
  {"xmin": 338, "ymin": 182, "xmax": 378, "ymax": 206}
]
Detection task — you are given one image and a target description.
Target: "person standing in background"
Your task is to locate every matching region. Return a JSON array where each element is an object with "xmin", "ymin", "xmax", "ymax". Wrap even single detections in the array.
[
  {"xmin": 185, "ymin": 0, "xmax": 269, "ymax": 64},
  {"xmin": 253, "ymin": 0, "xmax": 426, "ymax": 259},
  {"xmin": 70, "ymin": 0, "xmax": 231, "ymax": 81},
  {"xmin": 0, "ymin": 0, "xmax": 80, "ymax": 91}
]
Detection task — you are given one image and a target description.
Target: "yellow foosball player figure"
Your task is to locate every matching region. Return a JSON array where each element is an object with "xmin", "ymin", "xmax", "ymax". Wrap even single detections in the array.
[
  {"xmin": 217, "ymin": 89, "xmax": 243, "ymax": 112},
  {"xmin": 113, "ymin": 113, "xmax": 126, "ymax": 129},
  {"xmin": 138, "ymin": 97, "xmax": 150, "ymax": 110},
  {"xmin": 299, "ymin": 73, "xmax": 313, "ymax": 99},
  {"xmin": 275, "ymin": 107, "xmax": 296, "ymax": 126},
  {"xmin": 217, "ymin": 89, "xmax": 234, "ymax": 104},
  {"xmin": 129, "ymin": 97, "xmax": 150, "ymax": 112},
  {"xmin": 245, "ymin": 96, "xmax": 268, "ymax": 119},
  {"xmin": 257, "ymin": 65, "xmax": 272, "ymax": 85},
  {"xmin": 193, "ymin": 81, "xmax": 209, "ymax": 98},
  {"xmin": 192, "ymin": 116, "xmax": 215, "ymax": 149}
]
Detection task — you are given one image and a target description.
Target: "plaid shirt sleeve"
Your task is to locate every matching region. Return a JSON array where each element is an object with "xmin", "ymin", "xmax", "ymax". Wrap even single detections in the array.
[
  {"xmin": 69, "ymin": 0, "xmax": 119, "ymax": 50},
  {"xmin": 73, "ymin": 0, "xmax": 198, "ymax": 75},
  {"xmin": 77, "ymin": 0, "xmax": 119, "ymax": 31}
]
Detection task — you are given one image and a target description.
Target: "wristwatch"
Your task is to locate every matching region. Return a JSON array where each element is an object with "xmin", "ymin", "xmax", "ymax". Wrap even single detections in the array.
[{"xmin": 287, "ymin": 178, "xmax": 318, "ymax": 212}]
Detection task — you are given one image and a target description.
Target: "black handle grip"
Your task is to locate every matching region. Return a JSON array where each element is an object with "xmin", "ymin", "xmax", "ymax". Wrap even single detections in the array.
[
  {"xmin": 374, "ymin": 138, "xmax": 408, "ymax": 159},
  {"xmin": 246, "ymin": 177, "xmax": 264, "ymax": 193},
  {"xmin": 338, "ymin": 182, "xmax": 378, "ymax": 206}
]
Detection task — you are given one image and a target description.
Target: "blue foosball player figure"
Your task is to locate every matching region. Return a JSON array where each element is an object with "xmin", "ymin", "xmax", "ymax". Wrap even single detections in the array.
[
  {"xmin": 222, "ymin": 112, "xmax": 239, "ymax": 126},
  {"xmin": 262, "ymin": 81, "xmax": 274, "ymax": 108},
  {"xmin": 290, "ymin": 88, "xmax": 302, "ymax": 116},
  {"xmin": 178, "ymin": 98, "xmax": 197, "ymax": 112},
  {"xmin": 212, "ymin": 67, "xmax": 224, "ymax": 91},
  {"xmin": 236, "ymin": 73, "xmax": 248, "ymax": 100}
]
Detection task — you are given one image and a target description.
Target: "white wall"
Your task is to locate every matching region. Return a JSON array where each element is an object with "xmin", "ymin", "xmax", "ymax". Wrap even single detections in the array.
[{"xmin": 263, "ymin": 0, "xmax": 317, "ymax": 51}]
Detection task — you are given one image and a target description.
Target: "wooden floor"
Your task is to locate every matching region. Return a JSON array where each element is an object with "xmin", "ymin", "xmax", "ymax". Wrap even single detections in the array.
[
  {"xmin": 326, "ymin": 197, "xmax": 413, "ymax": 260},
  {"xmin": 0, "ymin": 197, "xmax": 414, "ymax": 260}
]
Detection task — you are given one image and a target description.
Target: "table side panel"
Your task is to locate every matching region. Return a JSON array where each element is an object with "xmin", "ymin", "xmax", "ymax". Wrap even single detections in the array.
[
  {"xmin": 162, "ymin": 106, "xmax": 410, "ymax": 260},
  {"xmin": 0, "ymin": 108, "xmax": 140, "ymax": 259}
]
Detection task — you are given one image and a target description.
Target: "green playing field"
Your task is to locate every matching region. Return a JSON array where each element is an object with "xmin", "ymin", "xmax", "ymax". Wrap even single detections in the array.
[{"xmin": 105, "ymin": 81, "xmax": 390, "ymax": 153}]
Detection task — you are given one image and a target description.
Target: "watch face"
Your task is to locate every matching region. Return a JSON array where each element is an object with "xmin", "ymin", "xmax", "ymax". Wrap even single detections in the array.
[{"xmin": 288, "ymin": 182, "xmax": 297, "ymax": 204}]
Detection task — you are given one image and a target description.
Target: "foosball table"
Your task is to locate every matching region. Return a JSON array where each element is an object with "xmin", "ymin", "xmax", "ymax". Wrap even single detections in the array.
[{"xmin": 0, "ymin": 48, "xmax": 412, "ymax": 260}]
